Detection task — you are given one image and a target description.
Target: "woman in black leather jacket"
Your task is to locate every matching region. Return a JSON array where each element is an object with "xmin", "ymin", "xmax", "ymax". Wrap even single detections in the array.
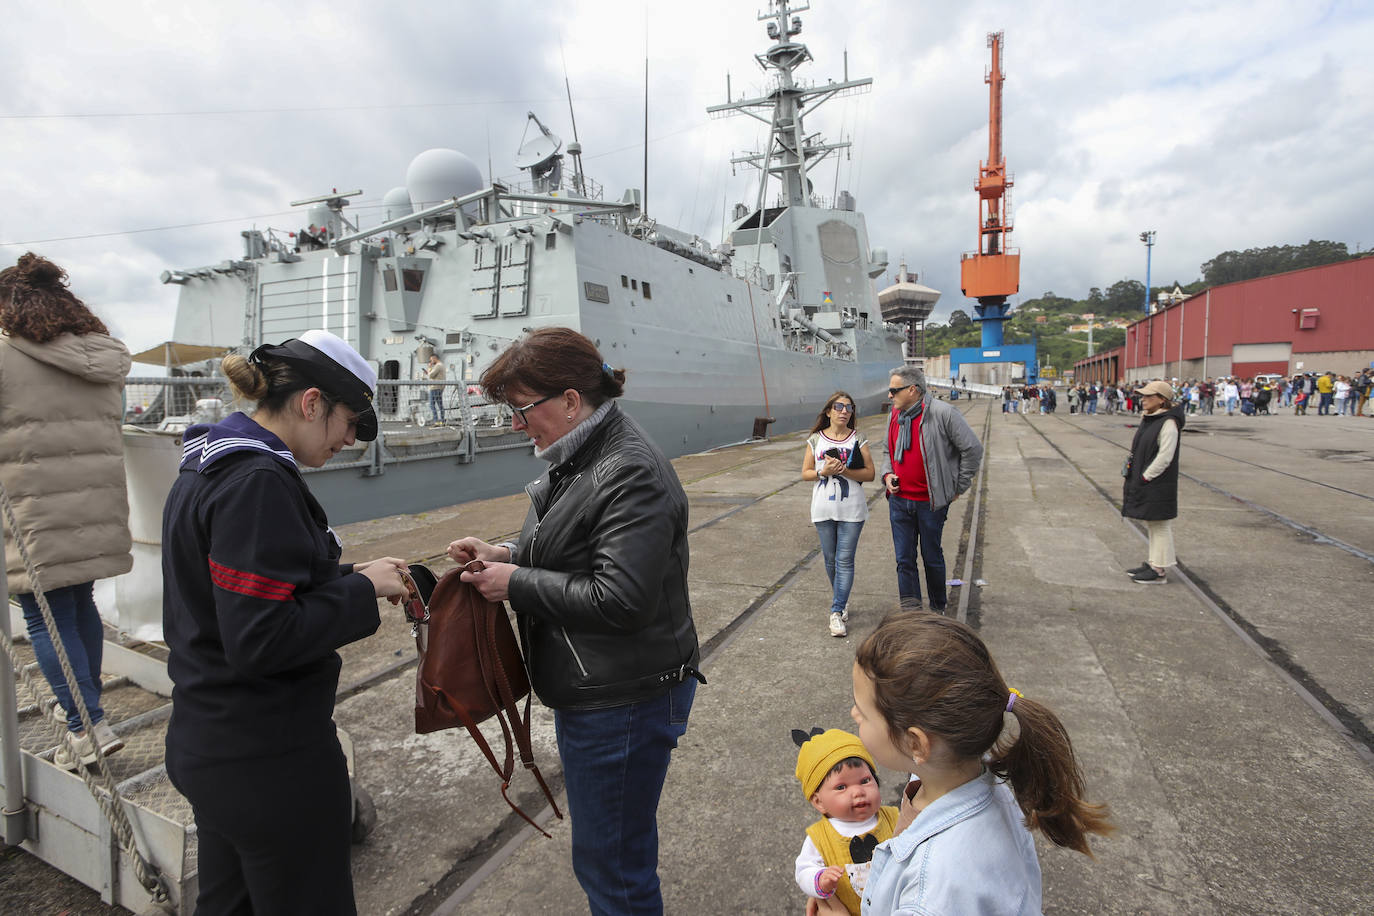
[{"xmin": 448, "ymin": 327, "xmax": 702, "ymax": 916}]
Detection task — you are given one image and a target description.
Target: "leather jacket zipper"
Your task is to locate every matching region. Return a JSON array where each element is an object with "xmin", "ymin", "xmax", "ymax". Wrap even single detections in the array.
[{"xmin": 560, "ymin": 627, "xmax": 590, "ymax": 678}]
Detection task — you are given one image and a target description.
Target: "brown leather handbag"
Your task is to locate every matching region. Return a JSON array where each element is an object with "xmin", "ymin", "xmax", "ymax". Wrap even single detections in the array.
[{"xmin": 407, "ymin": 562, "xmax": 562, "ymax": 835}]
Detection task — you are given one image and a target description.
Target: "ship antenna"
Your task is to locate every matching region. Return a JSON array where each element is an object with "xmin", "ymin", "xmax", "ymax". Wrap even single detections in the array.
[
  {"xmin": 561, "ymin": 41, "xmax": 587, "ymax": 197},
  {"xmin": 643, "ymin": 53, "xmax": 650, "ymax": 218}
]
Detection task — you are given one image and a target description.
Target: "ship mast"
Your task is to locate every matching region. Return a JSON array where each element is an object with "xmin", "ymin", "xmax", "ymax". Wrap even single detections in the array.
[{"xmin": 707, "ymin": 0, "xmax": 871, "ymax": 209}]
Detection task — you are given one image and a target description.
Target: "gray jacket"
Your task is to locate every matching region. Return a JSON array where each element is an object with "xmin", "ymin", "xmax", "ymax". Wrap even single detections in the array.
[{"xmin": 884, "ymin": 392, "xmax": 984, "ymax": 510}]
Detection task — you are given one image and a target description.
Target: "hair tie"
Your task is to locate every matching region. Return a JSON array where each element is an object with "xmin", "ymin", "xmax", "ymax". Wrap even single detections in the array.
[
  {"xmin": 1006, "ymin": 687, "xmax": 1022, "ymax": 711},
  {"xmin": 602, "ymin": 362, "xmax": 615, "ymax": 376}
]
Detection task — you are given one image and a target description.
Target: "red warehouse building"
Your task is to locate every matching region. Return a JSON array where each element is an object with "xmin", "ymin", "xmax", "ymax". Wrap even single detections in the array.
[{"xmin": 1076, "ymin": 256, "xmax": 1374, "ymax": 383}]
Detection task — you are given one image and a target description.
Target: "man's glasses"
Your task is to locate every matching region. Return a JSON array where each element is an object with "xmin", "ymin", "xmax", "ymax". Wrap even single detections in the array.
[
  {"xmin": 512, "ymin": 393, "xmax": 558, "ymax": 423},
  {"xmin": 831, "ymin": 403, "xmax": 854, "ymax": 412},
  {"xmin": 887, "ymin": 385, "xmax": 914, "ymax": 396}
]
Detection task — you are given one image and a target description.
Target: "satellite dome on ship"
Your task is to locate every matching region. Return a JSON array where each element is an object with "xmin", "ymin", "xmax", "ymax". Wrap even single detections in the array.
[{"xmin": 405, "ymin": 149, "xmax": 484, "ymax": 213}]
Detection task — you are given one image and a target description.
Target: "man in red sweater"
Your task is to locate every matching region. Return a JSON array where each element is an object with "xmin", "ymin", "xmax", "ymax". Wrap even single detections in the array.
[{"xmin": 881, "ymin": 366, "xmax": 984, "ymax": 613}]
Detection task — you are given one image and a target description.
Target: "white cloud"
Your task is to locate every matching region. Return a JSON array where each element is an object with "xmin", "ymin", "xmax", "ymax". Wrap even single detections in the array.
[{"xmin": 3, "ymin": 0, "xmax": 1372, "ymax": 350}]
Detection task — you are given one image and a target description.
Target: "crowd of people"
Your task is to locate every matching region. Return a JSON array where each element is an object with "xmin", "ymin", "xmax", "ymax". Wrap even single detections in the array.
[{"xmin": 996, "ymin": 369, "xmax": 1373, "ymax": 419}]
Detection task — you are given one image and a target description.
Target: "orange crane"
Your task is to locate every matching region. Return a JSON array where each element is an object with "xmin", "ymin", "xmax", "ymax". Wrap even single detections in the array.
[{"xmin": 959, "ymin": 31, "xmax": 1019, "ymax": 348}]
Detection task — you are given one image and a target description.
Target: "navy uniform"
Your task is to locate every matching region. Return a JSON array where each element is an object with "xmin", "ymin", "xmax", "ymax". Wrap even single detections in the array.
[{"xmin": 162, "ymin": 332, "xmax": 381, "ymax": 915}]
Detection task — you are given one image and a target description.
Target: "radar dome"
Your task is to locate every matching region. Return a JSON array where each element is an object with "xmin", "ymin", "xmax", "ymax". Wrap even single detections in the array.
[
  {"xmin": 383, "ymin": 187, "xmax": 414, "ymax": 223},
  {"xmin": 405, "ymin": 149, "xmax": 484, "ymax": 212}
]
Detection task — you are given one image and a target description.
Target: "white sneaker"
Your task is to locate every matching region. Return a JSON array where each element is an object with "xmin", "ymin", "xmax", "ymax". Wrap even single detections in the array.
[
  {"xmin": 828, "ymin": 612, "xmax": 847, "ymax": 637},
  {"xmin": 53, "ymin": 730, "xmax": 97, "ymax": 771},
  {"xmin": 92, "ymin": 719, "xmax": 124, "ymax": 758},
  {"xmin": 841, "ymin": 608, "xmax": 849, "ymax": 622}
]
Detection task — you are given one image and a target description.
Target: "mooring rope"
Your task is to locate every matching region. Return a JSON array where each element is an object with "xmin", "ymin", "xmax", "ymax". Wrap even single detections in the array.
[{"xmin": 0, "ymin": 482, "xmax": 169, "ymax": 904}]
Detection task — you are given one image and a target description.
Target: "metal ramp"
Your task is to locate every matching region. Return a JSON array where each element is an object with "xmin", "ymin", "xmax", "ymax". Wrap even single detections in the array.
[{"xmin": 3, "ymin": 611, "xmax": 198, "ymax": 912}]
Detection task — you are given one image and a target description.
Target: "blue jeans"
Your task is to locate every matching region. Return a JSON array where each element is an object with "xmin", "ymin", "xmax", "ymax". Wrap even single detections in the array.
[
  {"xmin": 428, "ymin": 388, "xmax": 444, "ymax": 422},
  {"xmin": 815, "ymin": 519, "xmax": 864, "ymax": 616},
  {"xmin": 888, "ymin": 497, "xmax": 950, "ymax": 611},
  {"xmin": 18, "ymin": 582, "xmax": 104, "ymax": 732},
  {"xmin": 555, "ymin": 679, "xmax": 696, "ymax": 915}
]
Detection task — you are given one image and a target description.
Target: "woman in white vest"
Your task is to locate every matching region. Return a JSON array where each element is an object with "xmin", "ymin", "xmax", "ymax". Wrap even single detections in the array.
[{"xmin": 801, "ymin": 391, "xmax": 876, "ymax": 638}]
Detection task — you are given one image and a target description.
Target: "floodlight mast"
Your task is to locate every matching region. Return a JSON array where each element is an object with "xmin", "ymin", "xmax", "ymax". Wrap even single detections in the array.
[{"xmin": 958, "ymin": 31, "xmax": 1020, "ymax": 349}]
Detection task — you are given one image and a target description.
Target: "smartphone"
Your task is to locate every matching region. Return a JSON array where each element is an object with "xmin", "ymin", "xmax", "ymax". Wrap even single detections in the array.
[{"xmin": 823, "ymin": 448, "xmax": 843, "ymax": 460}]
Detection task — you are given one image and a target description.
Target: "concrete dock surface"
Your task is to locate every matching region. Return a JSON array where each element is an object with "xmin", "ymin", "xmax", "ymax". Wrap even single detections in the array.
[{"xmin": 3, "ymin": 399, "xmax": 1371, "ymax": 914}]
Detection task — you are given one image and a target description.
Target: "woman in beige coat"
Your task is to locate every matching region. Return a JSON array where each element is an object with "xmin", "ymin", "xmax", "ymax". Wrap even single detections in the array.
[{"xmin": 0, "ymin": 253, "xmax": 132, "ymax": 769}]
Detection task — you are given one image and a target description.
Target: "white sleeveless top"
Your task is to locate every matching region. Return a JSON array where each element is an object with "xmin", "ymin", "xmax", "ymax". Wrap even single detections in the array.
[{"xmin": 808, "ymin": 430, "xmax": 869, "ymax": 523}]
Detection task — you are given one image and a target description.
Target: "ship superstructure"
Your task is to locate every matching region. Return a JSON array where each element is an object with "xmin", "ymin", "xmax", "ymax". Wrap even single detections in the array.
[{"xmin": 148, "ymin": 0, "xmax": 905, "ymax": 522}]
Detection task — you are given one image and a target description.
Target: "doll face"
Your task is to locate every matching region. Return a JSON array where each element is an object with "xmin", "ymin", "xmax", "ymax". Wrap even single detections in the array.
[{"xmin": 809, "ymin": 761, "xmax": 882, "ymax": 823}]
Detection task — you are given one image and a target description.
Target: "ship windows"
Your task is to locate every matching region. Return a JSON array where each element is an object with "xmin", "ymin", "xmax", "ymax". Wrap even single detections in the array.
[
  {"xmin": 621, "ymin": 275, "xmax": 629, "ymax": 288},
  {"xmin": 546, "ymin": 233, "xmax": 557, "ymax": 250},
  {"xmin": 631, "ymin": 279, "xmax": 638, "ymax": 291},
  {"xmin": 383, "ymin": 267, "xmax": 398, "ymax": 292},
  {"xmin": 402, "ymin": 269, "xmax": 425, "ymax": 292},
  {"xmin": 642, "ymin": 282, "xmax": 652, "ymax": 300},
  {"xmin": 727, "ymin": 294, "xmax": 733, "ymax": 302}
]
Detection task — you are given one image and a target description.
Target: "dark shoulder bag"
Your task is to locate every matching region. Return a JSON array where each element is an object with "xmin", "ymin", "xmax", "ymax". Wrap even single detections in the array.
[{"xmin": 406, "ymin": 563, "xmax": 563, "ymax": 836}]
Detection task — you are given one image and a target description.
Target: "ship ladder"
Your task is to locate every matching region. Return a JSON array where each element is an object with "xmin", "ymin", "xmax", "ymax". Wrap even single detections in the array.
[{"xmin": 0, "ymin": 482, "xmax": 173, "ymax": 909}]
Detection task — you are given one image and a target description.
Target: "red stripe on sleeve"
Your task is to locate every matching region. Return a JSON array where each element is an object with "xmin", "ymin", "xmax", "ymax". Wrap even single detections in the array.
[{"xmin": 208, "ymin": 558, "xmax": 296, "ymax": 601}]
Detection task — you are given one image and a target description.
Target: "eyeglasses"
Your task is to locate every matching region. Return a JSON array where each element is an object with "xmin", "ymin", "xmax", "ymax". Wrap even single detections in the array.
[
  {"xmin": 887, "ymin": 385, "xmax": 914, "ymax": 396},
  {"xmin": 511, "ymin": 393, "xmax": 558, "ymax": 423},
  {"xmin": 831, "ymin": 403, "xmax": 854, "ymax": 412}
]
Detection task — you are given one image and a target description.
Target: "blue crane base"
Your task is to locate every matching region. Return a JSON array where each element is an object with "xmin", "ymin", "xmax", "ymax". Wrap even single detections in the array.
[{"xmin": 949, "ymin": 342, "xmax": 1039, "ymax": 385}]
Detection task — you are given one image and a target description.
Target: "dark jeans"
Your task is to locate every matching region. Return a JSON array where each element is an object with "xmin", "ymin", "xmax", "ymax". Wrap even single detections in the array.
[
  {"xmin": 166, "ymin": 737, "xmax": 356, "ymax": 915},
  {"xmin": 18, "ymin": 582, "xmax": 104, "ymax": 732},
  {"xmin": 1318, "ymin": 392, "xmax": 1333, "ymax": 414},
  {"xmin": 888, "ymin": 497, "xmax": 950, "ymax": 611},
  {"xmin": 555, "ymin": 679, "xmax": 696, "ymax": 915}
]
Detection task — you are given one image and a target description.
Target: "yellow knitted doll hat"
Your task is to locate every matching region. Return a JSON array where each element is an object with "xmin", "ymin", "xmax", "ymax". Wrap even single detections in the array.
[{"xmin": 794, "ymin": 728, "xmax": 876, "ymax": 800}]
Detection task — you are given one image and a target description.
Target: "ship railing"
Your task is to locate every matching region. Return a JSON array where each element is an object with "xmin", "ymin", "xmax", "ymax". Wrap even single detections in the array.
[
  {"xmin": 123, "ymin": 378, "xmax": 518, "ymax": 474},
  {"xmin": 505, "ymin": 176, "xmax": 604, "ymax": 202}
]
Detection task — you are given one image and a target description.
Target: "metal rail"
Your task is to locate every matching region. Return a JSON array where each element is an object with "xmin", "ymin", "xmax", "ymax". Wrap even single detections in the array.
[{"xmin": 1018, "ymin": 413, "xmax": 1374, "ymax": 768}]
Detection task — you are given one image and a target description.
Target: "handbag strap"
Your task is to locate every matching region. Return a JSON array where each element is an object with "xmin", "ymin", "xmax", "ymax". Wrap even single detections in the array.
[{"xmin": 479, "ymin": 607, "xmax": 564, "ymax": 824}]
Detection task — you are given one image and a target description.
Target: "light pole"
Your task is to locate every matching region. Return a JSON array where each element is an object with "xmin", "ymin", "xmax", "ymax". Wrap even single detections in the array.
[{"xmin": 1139, "ymin": 230, "xmax": 1156, "ymax": 314}]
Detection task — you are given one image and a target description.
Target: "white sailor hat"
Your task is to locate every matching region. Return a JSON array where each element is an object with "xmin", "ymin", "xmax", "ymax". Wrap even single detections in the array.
[{"xmin": 251, "ymin": 329, "xmax": 379, "ymax": 440}]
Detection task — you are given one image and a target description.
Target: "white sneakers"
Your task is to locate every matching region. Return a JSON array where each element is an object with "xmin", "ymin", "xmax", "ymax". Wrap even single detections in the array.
[
  {"xmin": 52, "ymin": 719, "xmax": 124, "ymax": 771},
  {"xmin": 829, "ymin": 612, "xmax": 847, "ymax": 637}
]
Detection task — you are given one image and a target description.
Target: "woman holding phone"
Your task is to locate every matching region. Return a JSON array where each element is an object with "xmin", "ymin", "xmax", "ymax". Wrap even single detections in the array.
[{"xmin": 802, "ymin": 391, "xmax": 876, "ymax": 637}]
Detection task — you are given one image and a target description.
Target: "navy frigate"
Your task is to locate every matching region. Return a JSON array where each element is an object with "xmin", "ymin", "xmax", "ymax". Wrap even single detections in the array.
[{"xmin": 140, "ymin": 0, "xmax": 908, "ymax": 523}]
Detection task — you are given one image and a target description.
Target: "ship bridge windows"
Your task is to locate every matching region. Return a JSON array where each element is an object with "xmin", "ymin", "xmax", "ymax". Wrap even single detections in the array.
[
  {"xmin": 642, "ymin": 281, "xmax": 651, "ymax": 300},
  {"xmin": 736, "ymin": 207, "xmax": 787, "ymax": 230},
  {"xmin": 403, "ymin": 268, "xmax": 425, "ymax": 292}
]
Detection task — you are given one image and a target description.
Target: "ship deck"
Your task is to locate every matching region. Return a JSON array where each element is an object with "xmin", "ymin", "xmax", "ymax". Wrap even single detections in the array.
[{"xmin": 5, "ymin": 399, "xmax": 1373, "ymax": 913}]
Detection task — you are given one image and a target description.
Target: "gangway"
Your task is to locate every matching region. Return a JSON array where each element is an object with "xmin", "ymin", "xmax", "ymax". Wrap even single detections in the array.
[{"xmin": 1, "ymin": 434, "xmax": 375, "ymax": 912}]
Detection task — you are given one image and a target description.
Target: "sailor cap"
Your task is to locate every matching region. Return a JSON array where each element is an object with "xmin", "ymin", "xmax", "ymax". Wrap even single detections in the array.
[{"xmin": 251, "ymin": 329, "xmax": 379, "ymax": 440}]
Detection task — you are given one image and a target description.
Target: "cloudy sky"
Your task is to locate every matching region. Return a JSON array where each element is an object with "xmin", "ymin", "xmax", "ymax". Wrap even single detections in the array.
[{"xmin": 3, "ymin": 0, "xmax": 1370, "ymax": 359}]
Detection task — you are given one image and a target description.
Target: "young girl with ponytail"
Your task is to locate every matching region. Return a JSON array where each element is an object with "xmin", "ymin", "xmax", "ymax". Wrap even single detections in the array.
[{"xmin": 849, "ymin": 613, "xmax": 1112, "ymax": 914}]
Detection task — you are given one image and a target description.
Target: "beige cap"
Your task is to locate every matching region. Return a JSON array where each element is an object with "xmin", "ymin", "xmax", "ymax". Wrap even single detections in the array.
[{"xmin": 1134, "ymin": 380, "xmax": 1175, "ymax": 400}]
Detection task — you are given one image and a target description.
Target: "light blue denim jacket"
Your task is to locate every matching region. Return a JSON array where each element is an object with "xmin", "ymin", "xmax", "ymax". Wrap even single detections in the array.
[{"xmin": 862, "ymin": 769, "xmax": 1042, "ymax": 915}]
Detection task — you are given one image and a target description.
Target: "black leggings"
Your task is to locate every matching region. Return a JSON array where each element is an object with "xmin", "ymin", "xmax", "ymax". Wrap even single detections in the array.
[{"xmin": 167, "ymin": 738, "xmax": 355, "ymax": 915}]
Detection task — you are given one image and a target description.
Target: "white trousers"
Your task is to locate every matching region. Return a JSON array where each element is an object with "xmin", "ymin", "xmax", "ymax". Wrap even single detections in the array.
[{"xmin": 1147, "ymin": 518, "xmax": 1176, "ymax": 569}]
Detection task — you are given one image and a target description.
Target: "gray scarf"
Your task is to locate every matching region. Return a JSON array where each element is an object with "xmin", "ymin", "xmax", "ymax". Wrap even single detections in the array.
[
  {"xmin": 535, "ymin": 400, "xmax": 615, "ymax": 465},
  {"xmin": 893, "ymin": 397, "xmax": 925, "ymax": 464}
]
